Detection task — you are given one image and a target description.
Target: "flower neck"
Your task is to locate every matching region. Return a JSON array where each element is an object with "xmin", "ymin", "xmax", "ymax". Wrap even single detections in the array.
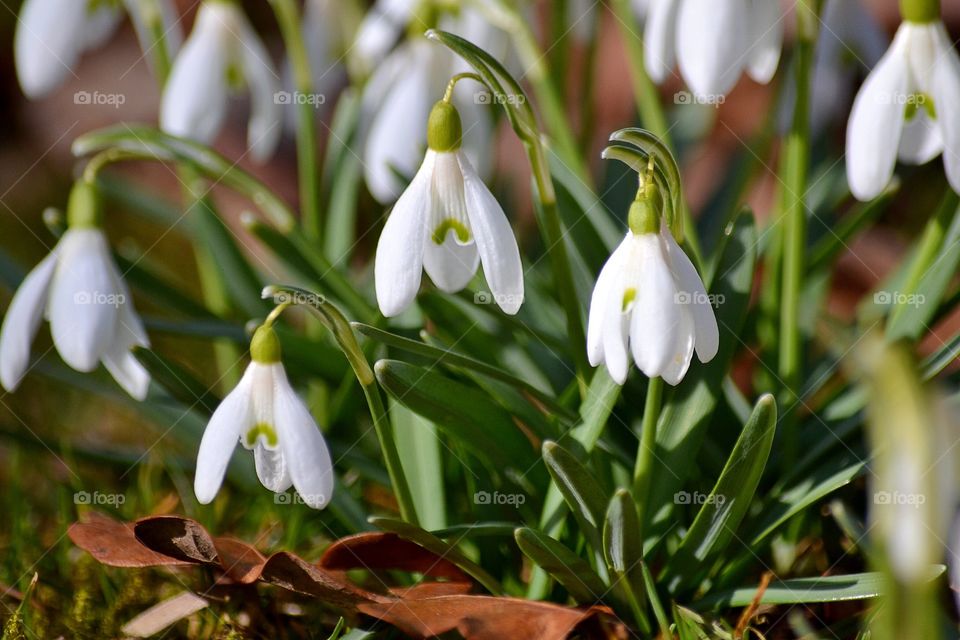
[
  {"xmin": 627, "ymin": 181, "xmax": 662, "ymax": 236},
  {"xmin": 427, "ymin": 100, "xmax": 463, "ymax": 152},
  {"xmin": 900, "ymin": 0, "xmax": 940, "ymax": 23},
  {"xmin": 66, "ymin": 179, "xmax": 102, "ymax": 229},
  {"xmin": 250, "ymin": 325, "xmax": 282, "ymax": 364}
]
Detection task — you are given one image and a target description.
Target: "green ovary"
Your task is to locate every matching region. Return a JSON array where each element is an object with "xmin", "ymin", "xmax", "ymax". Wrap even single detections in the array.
[
  {"xmin": 245, "ymin": 422, "xmax": 278, "ymax": 447},
  {"xmin": 432, "ymin": 219, "xmax": 471, "ymax": 245}
]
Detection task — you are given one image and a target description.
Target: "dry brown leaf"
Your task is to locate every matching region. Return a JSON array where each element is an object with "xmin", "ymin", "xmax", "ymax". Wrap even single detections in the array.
[
  {"xmin": 133, "ymin": 516, "xmax": 218, "ymax": 564},
  {"xmin": 320, "ymin": 532, "xmax": 471, "ymax": 582},
  {"xmin": 68, "ymin": 511, "xmax": 191, "ymax": 568}
]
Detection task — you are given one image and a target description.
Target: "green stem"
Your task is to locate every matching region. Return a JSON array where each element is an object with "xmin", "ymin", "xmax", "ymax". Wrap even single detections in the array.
[
  {"xmin": 779, "ymin": 0, "xmax": 818, "ymax": 464},
  {"xmin": 143, "ymin": 0, "xmax": 173, "ymax": 85},
  {"xmin": 632, "ymin": 376, "xmax": 663, "ymax": 524},
  {"xmin": 263, "ymin": 285, "xmax": 419, "ymax": 524},
  {"xmin": 270, "ymin": 0, "xmax": 322, "ymax": 238}
]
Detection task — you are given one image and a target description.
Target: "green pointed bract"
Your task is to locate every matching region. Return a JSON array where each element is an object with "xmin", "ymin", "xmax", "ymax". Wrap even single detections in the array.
[
  {"xmin": 66, "ymin": 179, "xmax": 102, "ymax": 229},
  {"xmin": 900, "ymin": 0, "xmax": 940, "ymax": 23},
  {"xmin": 427, "ymin": 100, "xmax": 463, "ymax": 152},
  {"xmin": 250, "ymin": 325, "xmax": 282, "ymax": 363}
]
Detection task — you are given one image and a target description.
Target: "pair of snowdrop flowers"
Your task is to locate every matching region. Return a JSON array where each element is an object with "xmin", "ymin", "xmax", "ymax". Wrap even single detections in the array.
[
  {"xmin": 588, "ymin": 175, "xmax": 719, "ymax": 385},
  {"xmin": 846, "ymin": 0, "xmax": 960, "ymax": 200},
  {"xmin": 0, "ymin": 180, "xmax": 150, "ymax": 399},
  {"xmin": 195, "ymin": 318, "xmax": 334, "ymax": 509},
  {"xmin": 14, "ymin": 0, "xmax": 181, "ymax": 98},
  {"xmin": 644, "ymin": 0, "xmax": 782, "ymax": 98}
]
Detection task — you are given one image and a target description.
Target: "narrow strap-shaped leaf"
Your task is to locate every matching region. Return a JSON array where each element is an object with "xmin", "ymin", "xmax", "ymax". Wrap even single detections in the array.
[
  {"xmin": 603, "ymin": 489, "xmax": 649, "ymax": 633},
  {"xmin": 514, "ymin": 527, "xmax": 607, "ymax": 605},
  {"xmin": 541, "ymin": 441, "xmax": 607, "ymax": 537}
]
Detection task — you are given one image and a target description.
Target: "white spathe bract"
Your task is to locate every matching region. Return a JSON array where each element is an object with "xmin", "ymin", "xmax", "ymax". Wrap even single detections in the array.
[
  {"xmin": 846, "ymin": 20, "xmax": 960, "ymax": 201},
  {"xmin": 587, "ymin": 227, "xmax": 719, "ymax": 385},
  {"xmin": 645, "ymin": 0, "xmax": 782, "ymax": 98},
  {"xmin": 0, "ymin": 228, "xmax": 150, "ymax": 399},
  {"xmin": 375, "ymin": 149, "xmax": 523, "ymax": 317},
  {"xmin": 161, "ymin": 1, "xmax": 282, "ymax": 163},
  {"xmin": 194, "ymin": 360, "xmax": 334, "ymax": 509},
  {"xmin": 14, "ymin": 0, "xmax": 181, "ymax": 99}
]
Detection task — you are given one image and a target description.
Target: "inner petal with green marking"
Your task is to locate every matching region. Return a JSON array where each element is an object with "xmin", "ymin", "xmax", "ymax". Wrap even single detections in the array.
[
  {"xmin": 904, "ymin": 93, "xmax": 936, "ymax": 121},
  {"xmin": 432, "ymin": 218, "xmax": 472, "ymax": 245},
  {"xmin": 622, "ymin": 288, "xmax": 637, "ymax": 313},
  {"xmin": 245, "ymin": 422, "xmax": 279, "ymax": 448}
]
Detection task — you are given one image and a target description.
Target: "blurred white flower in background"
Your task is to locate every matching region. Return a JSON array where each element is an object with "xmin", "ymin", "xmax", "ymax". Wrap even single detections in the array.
[
  {"xmin": 160, "ymin": 0, "xmax": 282, "ymax": 163},
  {"xmin": 14, "ymin": 0, "xmax": 182, "ymax": 99},
  {"xmin": 644, "ymin": 0, "xmax": 783, "ymax": 98},
  {"xmin": 353, "ymin": 0, "xmax": 418, "ymax": 75},
  {"xmin": 375, "ymin": 100, "xmax": 523, "ymax": 317},
  {"xmin": 360, "ymin": 8, "xmax": 501, "ymax": 204},
  {"xmin": 0, "ymin": 182, "xmax": 150, "ymax": 400},
  {"xmin": 846, "ymin": 15, "xmax": 960, "ymax": 200}
]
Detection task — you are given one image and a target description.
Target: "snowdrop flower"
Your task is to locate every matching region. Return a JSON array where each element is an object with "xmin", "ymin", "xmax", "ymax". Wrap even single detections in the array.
[
  {"xmin": 846, "ymin": 1, "xmax": 960, "ymax": 200},
  {"xmin": 361, "ymin": 9, "xmax": 501, "ymax": 204},
  {"xmin": 644, "ymin": 0, "xmax": 783, "ymax": 98},
  {"xmin": 353, "ymin": 0, "xmax": 417, "ymax": 75},
  {"xmin": 587, "ymin": 186, "xmax": 718, "ymax": 385},
  {"xmin": 161, "ymin": 0, "xmax": 282, "ymax": 163},
  {"xmin": 0, "ymin": 180, "xmax": 150, "ymax": 399},
  {"xmin": 194, "ymin": 322, "xmax": 334, "ymax": 509},
  {"xmin": 375, "ymin": 99, "xmax": 523, "ymax": 317},
  {"xmin": 14, "ymin": 0, "xmax": 181, "ymax": 99}
]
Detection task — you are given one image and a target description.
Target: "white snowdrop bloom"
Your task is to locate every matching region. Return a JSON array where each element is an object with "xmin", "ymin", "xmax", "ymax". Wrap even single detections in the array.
[
  {"xmin": 0, "ymin": 181, "xmax": 150, "ymax": 399},
  {"xmin": 375, "ymin": 100, "xmax": 523, "ymax": 317},
  {"xmin": 353, "ymin": 0, "xmax": 417, "ymax": 75},
  {"xmin": 587, "ymin": 196, "xmax": 718, "ymax": 386},
  {"xmin": 14, "ymin": 0, "xmax": 181, "ymax": 99},
  {"xmin": 846, "ymin": 11, "xmax": 960, "ymax": 200},
  {"xmin": 194, "ymin": 324, "xmax": 334, "ymax": 509},
  {"xmin": 644, "ymin": 0, "xmax": 783, "ymax": 98},
  {"xmin": 161, "ymin": 1, "xmax": 282, "ymax": 163}
]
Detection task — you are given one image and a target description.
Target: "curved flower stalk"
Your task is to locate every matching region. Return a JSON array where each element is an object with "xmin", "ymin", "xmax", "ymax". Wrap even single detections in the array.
[
  {"xmin": 846, "ymin": 0, "xmax": 960, "ymax": 200},
  {"xmin": 160, "ymin": 0, "xmax": 282, "ymax": 164},
  {"xmin": 375, "ymin": 97, "xmax": 523, "ymax": 317},
  {"xmin": 0, "ymin": 180, "xmax": 150, "ymax": 399},
  {"xmin": 14, "ymin": 0, "xmax": 182, "ymax": 99},
  {"xmin": 195, "ymin": 315, "xmax": 334, "ymax": 509},
  {"xmin": 588, "ymin": 153, "xmax": 718, "ymax": 386},
  {"xmin": 644, "ymin": 0, "xmax": 783, "ymax": 98},
  {"xmin": 360, "ymin": 8, "xmax": 503, "ymax": 204}
]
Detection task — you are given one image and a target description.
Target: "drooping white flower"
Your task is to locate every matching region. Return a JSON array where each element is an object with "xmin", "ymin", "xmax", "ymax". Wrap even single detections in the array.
[
  {"xmin": 846, "ymin": 14, "xmax": 960, "ymax": 200},
  {"xmin": 644, "ymin": 0, "xmax": 783, "ymax": 98},
  {"xmin": 587, "ymin": 194, "xmax": 718, "ymax": 385},
  {"xmin": 194, "ymin": 324, "xmax": 334, "ymax": 509},
  {"xmin": 161, "ymin": 1, "xmax": 282, "ymax": 163},
  {"xmin": 0, "ymin": 181, "xmax": 150, "ymax": 399},
  {"xmin": 14, "ymin": 0, "xmax": 181, "ymax": 99},
  {"xmin": 353, "ymin": 0, "xmax": 417, "ymax": 75},
  {"xmin": 360, "ymin": 8, "xmax": 501, "ymax": 204},
  {"xmin": 375, "ymin": 100, "xmax": 523, "ymax": 317}
]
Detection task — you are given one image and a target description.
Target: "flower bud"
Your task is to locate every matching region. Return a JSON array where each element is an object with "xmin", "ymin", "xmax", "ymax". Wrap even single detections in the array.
[{"xmin": 427, "ymin": 100, "xmax": 463, "ymax": 152}]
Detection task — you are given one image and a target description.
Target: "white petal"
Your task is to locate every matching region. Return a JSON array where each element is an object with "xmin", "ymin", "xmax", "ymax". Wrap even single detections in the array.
[
  {"xmin": 100, "ymin": 283, "xmax": 151, "ymax": 400},
  {"xmin": 643, "ymin": 0, "xmax": 679, "ymax": 84},
  {"xmin": 194, "ymin": 367, "xmax": 254, "ymax": 504},
  {"xmin": 254, "ymin": 442, "xmax": 292, "ymax": 492},
  {"xmin": 14, "ymin": 0, "xmax": 89, "ymax": 98},
  {"xmin": 423, "ymin": 235, "xmax": 480, "ymax": 293},
  {"xmin": 363, "ymin": 42, "xmax": 436, "ymax": 203},
  {"xmin": 587, "ymin": 235, "xmax": 630, "ymax": 368},
  {"xmin": 124, "ymin": 0, "xmax": 183, "ymax": 67},
  {"xmin": 658, "ymin": 302, "xmax": 694, "ymax": 386},
  {"xmin": 0, "ymin": 251, "xmax": 57, "ymax": 391},
  {"xmin": 273, "ymin": 366, "xmax": 334, "ymax": 509},
  {"xmin": 846, "ymin": 39, "xmax": 910, "ymax": 201},
  {"xmin": 931, "ymin": 26, "xmax": 960, "ymax": 194},
  {"xmin": 898, "ymin": 108, "xmax": 943, "ymax": 165},
  {"xmin": 745, "ymin": 0, "xmax": 782, "ymax": 84},
  {"xmin": 602, "ymin": 299, "xmax": 631, "ymax": 385},
  {"xmin": 160, "ymin": 3, "xmax": 230, "ymax": 144},
  {"xmin": 47, "ymin": 230, "xmax": 119, "ymax": 372},
  {"xmin": 662, "ymin": 229, "xmax": 719, "ymax": 362},
  {"xmin": 629, "ymin": 234, "xmax": 680, "ymax": 379},
  {"xmin": 237, "ymin": 17, "xmax": 282, "ymax": 163},
  {"xmin": 458, "ymin": 153, "xmax": 524, "ymax": 314},
  {"xmin": 677, "ymin": 0, "xmax": 749, "ymax": 97},
  {"xmin": 375, "ymin": 153, "xmax": 434, "ymax": 317},
  {"xmin": 352, "ymin": 0, "xmax": 416, "ymax": 72}
]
